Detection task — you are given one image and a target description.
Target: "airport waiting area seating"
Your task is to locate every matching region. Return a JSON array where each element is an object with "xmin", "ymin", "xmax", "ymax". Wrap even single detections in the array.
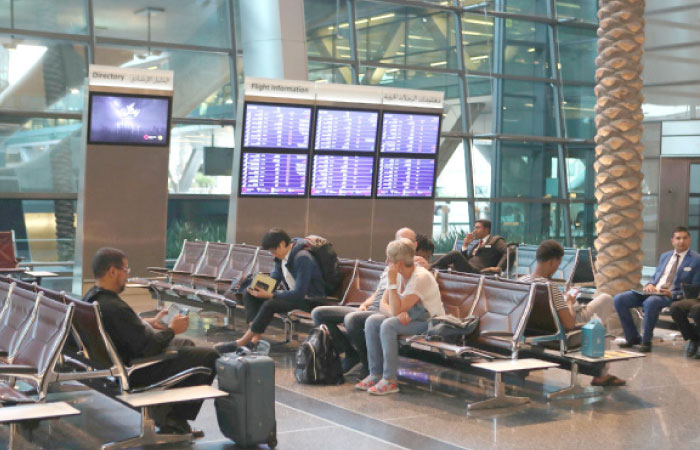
[{"xmin": 0, "ymin": 231, "xmax": 25, "ymax": 275}]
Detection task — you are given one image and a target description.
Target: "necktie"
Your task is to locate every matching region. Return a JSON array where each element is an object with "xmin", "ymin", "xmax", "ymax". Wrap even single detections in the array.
[
  {"xmin": 472, "ymin": 239, "xmax": 483, "ymax": 256},
  {"xmin": 660, "ymin": 254, "xmax": 680, "ymax": 291}
]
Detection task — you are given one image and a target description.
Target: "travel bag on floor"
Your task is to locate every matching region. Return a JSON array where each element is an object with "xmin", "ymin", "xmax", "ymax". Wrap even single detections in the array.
[{"xmin": 215, "ymin": 350, "xmax": 277, "ymax": 448}]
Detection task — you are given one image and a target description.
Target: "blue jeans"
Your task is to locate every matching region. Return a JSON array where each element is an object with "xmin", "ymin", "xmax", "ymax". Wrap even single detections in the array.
[
  {"xmin": 614, "ymin": 290, "xmax": 672, "ymax": 344},
  {"xmin": 344, "ymin": 310, "xmax": 377, "ymax": 370},
  {"xmin": 365, "ymin": 313, "xmax": 428, "ymax": 380},
  {"xmin": 311, "ymin": 305, "xmax": 358, "ymax": 357}
]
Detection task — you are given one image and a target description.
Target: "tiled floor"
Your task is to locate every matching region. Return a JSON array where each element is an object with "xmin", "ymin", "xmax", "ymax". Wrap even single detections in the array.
[{"xmin": 3, "ymin": 288, "xmax": 700, "ymax": 449}]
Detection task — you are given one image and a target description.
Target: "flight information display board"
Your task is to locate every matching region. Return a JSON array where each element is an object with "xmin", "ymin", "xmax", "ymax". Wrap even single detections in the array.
[
  {"xmin": 239, "ymin": 152, "xmax": 308, "ymax": 196},
  {"xmin": 310, "ymin": 155, "xmax": 374, "ymax": 197},
  {"xmin": 380, "ymin": 112, "xmax": 440, "ymax": 154},
  {"xmin": 314, "ymin": 108, "xmax": 379, "ymax": 152},
  {"xmin": 243, "ymin": 103, "xmax": 312, "ymax": 150},
  {"xmin": 376, "ymin": 157, "xmax": 435, "ymax": 198}
]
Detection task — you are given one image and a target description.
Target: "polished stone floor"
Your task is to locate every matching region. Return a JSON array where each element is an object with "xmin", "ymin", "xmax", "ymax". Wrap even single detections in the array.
[{"xmin": 3, "ymin": 287, "xmax": 700, "ymax": 449}]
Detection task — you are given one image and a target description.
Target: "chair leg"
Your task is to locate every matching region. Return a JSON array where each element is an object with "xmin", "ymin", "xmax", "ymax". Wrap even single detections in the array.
[
  {"xmin": 206, "ymin": 305, "xmax": 237, "ymax": 336},
  {"xmin": 467, "ymin": 373, "xmax": 530, "ymax": 410},
  {"xmin": 101, "ymin": 406, "xmax": 195, "ymax": 450},
  {"xmin": 547, "ymin": 362, "xmax": 603, "ymax": 400}
]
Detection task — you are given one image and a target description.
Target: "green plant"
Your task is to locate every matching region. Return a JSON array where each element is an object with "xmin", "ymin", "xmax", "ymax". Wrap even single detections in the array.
[
  {"xmin": 166, "ymin": 220, "xmax": 227, "ymax": 259},
  {"xmin": 433, "ymin": 227, "xmax": 467, "ymax": 254}
]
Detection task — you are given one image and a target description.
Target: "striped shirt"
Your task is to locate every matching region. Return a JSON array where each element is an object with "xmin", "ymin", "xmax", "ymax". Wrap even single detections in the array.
[{"xmin": 519, "ymin": 275, "xmax": 567, "ymax": 311}]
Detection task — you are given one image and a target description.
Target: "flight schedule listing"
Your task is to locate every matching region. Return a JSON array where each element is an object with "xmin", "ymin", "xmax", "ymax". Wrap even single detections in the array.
[
  {"xmin": 311, "ymin": 155, "xmax": 374, "ymax": 197},
  {"xmin": 240, "ymin": 152, "xmax": 308, "ymax": 196},
  {"xmin": 381, "ymin": 113, "xmax": 440, "ymax": 154},
  {"xmin": 314, "ymin": 109, "xmax": 379, "ymax": 152},
  {"xmin": 243, "ymin": 103, "xmax": 312, "ymax": 149},
  {"xmin": 377, "ymin": 157, "xmax": 435, "ymax": 198}
]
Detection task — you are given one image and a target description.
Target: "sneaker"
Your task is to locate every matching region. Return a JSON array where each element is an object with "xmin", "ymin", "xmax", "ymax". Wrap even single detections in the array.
[
  {"xmin": 368, "ymin": 379, "xmax": 399, "ymax": 396},
  {"xmin": 252, "ymin": 340, "xmax": 271, "ymax": 355},
  {"xmin": 618, "ymin": 338, "xmax": 641, "ymax": 349},
  {"xmin": 638, "ymin": 342, "xmax": 652, "ymax": 353},
  {"xmin": 355, "ymin": 375, "xmax": 380, "ymax": 391}
]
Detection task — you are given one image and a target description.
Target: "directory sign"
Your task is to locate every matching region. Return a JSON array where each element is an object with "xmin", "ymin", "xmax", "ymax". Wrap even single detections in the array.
[
  {"xmin": 239, "ymin": 152, "xmax": 308, "ymax": 196},
  {"xmin": 380, "ymin": 112, "xmax": 440, "ymax": 154},
  {"xmin": 376, "ymin": 157, "xmax": 435, "ymax": 198},
  {"xmin": 314, "ymin": 108, "xmax": 379, "ymax": 152},
  {"xmin": 243, "ymin": 103, "xmax": 312, "ymax": 150},
  {"xmin": 311, "ymin": 155, "xmax": 374, "ymax": 197},
  {"xmin": 88, "ymin": 93, "xmax": 171, "ymax": 146}
]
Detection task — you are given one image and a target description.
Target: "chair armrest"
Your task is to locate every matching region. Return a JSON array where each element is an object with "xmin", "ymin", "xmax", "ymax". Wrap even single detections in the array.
[
  {"xmin": 169, "ymin": 270, "xmax": 193, "ymax": 275},
  {"xmin": 193, "ymin": 274, "xmax": 217, "ymax": 280},
  {"xmin": 0, "ymin": 364, "xmax": 38, "ymax": 375},
  {"xmin": 147, "ymin": 267, "xmax": 168, "ymax": 274},
  {"xmin": 127, "ymin": 350, "xmax": 178, "ymax": 373},
  {"xmin": 479, "ymin": 330, "xmax": 513, "ymax": 337},
  {"xmin": 215, "ymin": 277, "xmax": 234, "ymax": 284},
  {"xmin": 305, "ymin": 296, "xmax": 340, "ymax": 306},
  {"xmin": 129, "ymin": 367, "xmax": 213, "ymax": 393}
]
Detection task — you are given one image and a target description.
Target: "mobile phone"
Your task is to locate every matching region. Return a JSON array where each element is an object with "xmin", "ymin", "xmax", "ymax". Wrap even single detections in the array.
[{"xmin": 179, "ymin": 307, "xmax": 190, "ymax": 316}]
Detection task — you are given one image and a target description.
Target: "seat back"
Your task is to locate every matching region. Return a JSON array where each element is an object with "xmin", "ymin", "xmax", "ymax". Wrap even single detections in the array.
[
  {"xmin": 514, "ymin": 245, "xmax": 538, "ymax": 277},
  {"xmin": 333, "ymin": 259, "xmax": 357, "ymax": 301},
  {"xmin": 567, "ymin": 248, "xmax": 596, "ymax": 287},
  {"xmin": 12, "ymin": 278, "xmax": 38, "ymax": 293},
  {"xmin": 524, "ymin": 282, "xmax": 560, "ymax": 334},
  {"xmin": 342, "ymin": 260, "xmax": 385, "ymax": 306},
  {"xmin": 219, "ymin": 244, "xmax": 258, "ymax": 287},
  {"xmin": 38, "ymin": 287, "xmax": 66, "ymax": 303},
  {"xmin": 63, "ymin": 295, "xmax": 114, "ymax": 371},
  {"xmin": 555, "ymin": 247, "xmax": 578, "ymax": 283},
  {"xmin": 255, "ymin": 249, "xmax": 275, "ymax": 274},
  {"xmin": 435, "ymin": 272, "xmax": 482, "ymax": 319},
  {"xmin": 172, "ymin": 240, "xmax": 206, "ymax": 273},
  {"xmin": 0, "ymin": 286, "xmax": 40, "ymax": 356},
  {"xmin": 0, "ymin": 281, "xmax": 11, "ymax": 311},
  {"xmin": 192, "ymin": 242, "xmax": 231, "ymax": 278},
  {"xmin": 0, "ymin": 230, "xmax": 19, "ymax": 269}
]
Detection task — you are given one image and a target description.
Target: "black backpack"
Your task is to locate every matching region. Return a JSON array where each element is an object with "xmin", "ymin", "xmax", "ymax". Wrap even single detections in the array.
[
  {"xmin": 304, "ymin": 235, "xmax": 342, "ymax": 295},
  {"xmin": 294, "ymin": 325, "xmax": 344, "ymax": 385}
]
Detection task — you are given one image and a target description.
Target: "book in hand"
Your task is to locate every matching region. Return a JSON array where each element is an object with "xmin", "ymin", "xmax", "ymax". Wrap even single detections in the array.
[
  {"xmin": 159, "ymin": 303, "xmax": 201, "ymax": 326},
  {"xmin": 251, "ymin": 273, "xmax": 276, "ymax": 294}
]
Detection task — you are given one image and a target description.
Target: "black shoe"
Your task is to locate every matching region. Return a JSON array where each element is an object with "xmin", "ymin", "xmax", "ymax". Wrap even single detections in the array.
[
  {"xmin": 251, "ymin": 340, "xmax": 271, "ymax": 355},
  {"xmin": 638, "ymin": 342, "xmax": 652, "ymax": 353},
  {"xmin": 157, "ymin": 416, "xmax": 204, "ymax": 438},
  {"xmin": 686, "ymin": 339, "xmax": 699, "ymax": 357},
  {"xmin": 213, "ymin": 341, "xmax": 240, "ymax": 354},
  {"xmin": 341, "ymin": 355, "xmax": 362, "ymax": 375},
  {"xmin": 618, "ymin": 339, "xmax": 640, "ymax": 348}
]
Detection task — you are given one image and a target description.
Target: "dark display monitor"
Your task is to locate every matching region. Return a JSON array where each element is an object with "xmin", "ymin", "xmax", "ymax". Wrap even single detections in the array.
[
  {"xmin": 203, "ymin": 146, "xmax": 234, "ymax": 176},
  {"xmin": 88, "ymin": 92, "xmax": 172, "ymax": 146},
  {"xmin": 376, "ymin": 157, "xmax": 435, "ymax": 198},
  {"xmin": 310, "ymin": 155, "xmax": 374, "ymax": 197},
  {"xmin": 239, "ymin": 152, "xmax": 308, "ymax": 197},
  {"xmin": 314, "ymin": 108, "xmax": 379, "ymax": 152},
  {"xmin": 380, "ymin": 112, "xmax": 440, "ymax": 154},
  {"xmin": 243, "ymin": 103, "xmax": 312, "ymax": 150}
]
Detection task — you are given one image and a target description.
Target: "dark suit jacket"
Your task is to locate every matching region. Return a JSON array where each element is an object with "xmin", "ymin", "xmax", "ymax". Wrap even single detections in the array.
[
  {"xmin": 648, "ymin": 250, "xmax": 700, "ymax": 300},
  {"xmin": 460, "ymin": 235, "xmax": 508, "ymax": 271}
]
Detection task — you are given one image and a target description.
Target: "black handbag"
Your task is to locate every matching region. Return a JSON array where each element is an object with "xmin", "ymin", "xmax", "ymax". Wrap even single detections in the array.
[{"xmin": 425, "ymin": 315, "xmax": 480, "ymax": 345}]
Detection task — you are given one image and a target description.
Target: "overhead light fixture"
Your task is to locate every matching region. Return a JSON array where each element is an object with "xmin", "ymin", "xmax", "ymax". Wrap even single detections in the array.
[{"xmin": 134, "ymin": 6, "xmax": 165, "ymax": 59}]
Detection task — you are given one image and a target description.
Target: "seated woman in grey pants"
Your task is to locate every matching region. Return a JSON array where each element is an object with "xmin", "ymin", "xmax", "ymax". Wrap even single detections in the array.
[{"xmin": 356, "ymin": 238, "xmax": 445, "ymax": 395}]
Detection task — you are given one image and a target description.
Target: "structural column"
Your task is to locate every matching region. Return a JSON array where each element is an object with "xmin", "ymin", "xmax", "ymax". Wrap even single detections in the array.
[{"xmin": 593, "ymin": 0, "xmax": 645, "ymax": 294}]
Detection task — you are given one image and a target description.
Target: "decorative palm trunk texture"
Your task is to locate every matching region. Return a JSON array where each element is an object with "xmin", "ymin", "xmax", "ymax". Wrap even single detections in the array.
[{"xmin": 594, "ymin": 0, "xmax": 645, "ymax": 295}]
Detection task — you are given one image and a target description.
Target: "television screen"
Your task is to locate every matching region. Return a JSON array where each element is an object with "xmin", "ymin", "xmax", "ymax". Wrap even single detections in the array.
[
  {"xmin": 380, "ymin": 112, "xmax": 440, "ymax": 154},
  {"xmin": 243, "ymin": 103, "xmax": 312, "ymax": 150},
  {"xmin": 203, "ymin": 146, "xmax": 234, "ymax": 176},
  {"xmin": 314, "ymin": 108, "xmax": 379, "ymax": 152},
  {"xmin": 239, "ymin": 152, "xmax": 308, "ymax": 196},
  {"xmin": 376, "ymin": 157, "xmax": 435, "ymax": 198},
  {"xmin": 88, "ymin": 93, "xmax": 171, "ymax": 146},
  {"xmin": 310, "ymin": 155, "xmax": 374, "ymax": 197}
]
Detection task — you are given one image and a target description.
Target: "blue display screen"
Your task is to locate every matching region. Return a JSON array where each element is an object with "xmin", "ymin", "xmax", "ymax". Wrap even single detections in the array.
[
  {"xmin": 310, "ymin": 155, "xmax": 374, "ymax": 197},
  {"xmin": 314, "ymin": 109, "xmax": 379, "ymax": 152},
  {"xmin": 376, "ymin": 157, "xmax": 435, "ymax": 198},
  {"xmin": 243, "ymin": 103, "xmax": 312, "ymax": 150},
  {"xmin": 380, "ymin": 113, "xmax": 440, "ymax": 154},
  {"xmin": 240, "ymin": 152, "xmax": 308, "ymax": 196},
  {"xmin": 88, "ymin": 93, "xmax": 171, "ymax": 146}
]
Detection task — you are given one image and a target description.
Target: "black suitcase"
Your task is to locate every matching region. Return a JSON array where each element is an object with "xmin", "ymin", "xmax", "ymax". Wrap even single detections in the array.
[{"xmin": 215, "ymin": 352, "xmax": 277, "ymax": 448}]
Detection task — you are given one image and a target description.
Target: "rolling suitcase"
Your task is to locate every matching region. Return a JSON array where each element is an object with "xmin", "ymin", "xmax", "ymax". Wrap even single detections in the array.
[{"xmin": 215, "ymin": 351, "xmax": 277, "ymax": 448}]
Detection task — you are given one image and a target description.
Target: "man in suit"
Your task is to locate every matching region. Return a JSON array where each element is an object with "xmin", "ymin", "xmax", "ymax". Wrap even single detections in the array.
[
  {"xmin": 614, "ymin": 226, "xmax": 700, "ymax": 352},
  {"xmin": 431, "ymin": 219, "xmax": 507, "ymax": 274}
]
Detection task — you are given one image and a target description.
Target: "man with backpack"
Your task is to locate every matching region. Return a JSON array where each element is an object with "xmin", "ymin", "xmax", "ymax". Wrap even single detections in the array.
[{"xmin": 232, "ymin": 228, "xmax": 326, "ymax": 350}]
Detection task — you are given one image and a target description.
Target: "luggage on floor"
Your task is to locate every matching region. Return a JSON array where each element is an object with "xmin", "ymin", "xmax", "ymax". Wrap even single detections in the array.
[
  {"xmin": 215, "ymin": 350, "xmax": 277, "ymax": 448},
  {"xmin": 294, "ymin": 324, "xmax": 344, "ymax": 385}
]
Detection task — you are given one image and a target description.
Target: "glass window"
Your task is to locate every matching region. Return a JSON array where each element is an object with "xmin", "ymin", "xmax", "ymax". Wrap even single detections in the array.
[
  {"xmin": 308, "ymin": 62, "xmax": 355, "ymax": 84},
  {"xmin": 499, "ymin": 141, "xmax": 561, "ymax": 198},
  {"xmin": 94, "ymin": 47, "xmax": 234, "ymax": 119},
  {"xmin": 498, "ymin": 202, "xmax": 568, "ymax": 245},
  {"xmin": 0, "ymin": 0, "xmax": 87, "ymax": 34},
  {"xmin": 93, "ymin": 0, "xmax": 231, "ymax": 48},
  {"xmin": 461, "ymin": 13, "xmax": 493, "ymax": 73},
  {"xmin": 472, "ymin": 139, "xmax": 493, "ymax": 197},
  {"xmin": 433, "ymin": 200, "xmax": 470, "ymax": 253},
  {"xmin": 502, "ymin": 80, "xmax": 556, "ymax": 137},
  {"xmin": 558, "ymin": 25, "xmax": 596, "ymax": 83},
  {"xmin": 0, "ymin": 41, "xmax": 87, "ymax": 112},
  {"xmin": 0, "ymin": 116, "xmax": 81, "ymax": 193},
  {"xmin": 556, "ymin": 1, "xmax": 597, "ymax": 23},
  {"xmin": 305, "ymin": 0, "xmax": 352, "ymax": 60},
  {"xmin": 504, "ymin": 0, "xmax": 549, "ymax": 16},
  {"xmin": 566, "ymin": 146, "xmax": 595, "ymax": 199},
  {"xmin": 166, "ymin": 199, "xmax": 228, "ymax": 258},
  {"xmin": 562, "ymin": 84, "xmax": 595, "ymax": 140},
  {"xmin": 436, "ymin": 138, "xmax": 468, "ymax": 198},
  {"xmin": 169, "ymin": 124, "xmax": 234, "ymax": 195},
  {"xmin": 570, "ymin": 202, "xmax": 595, "ymax": 248},
  {"xmin": 503, "ymin": 19, "xmax": 552, "ymax": 79}
]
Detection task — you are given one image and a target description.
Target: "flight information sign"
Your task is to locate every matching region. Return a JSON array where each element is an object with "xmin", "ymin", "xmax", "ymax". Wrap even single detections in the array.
[
  {"xmin": 380, "ymin": 112, "xmax": 440, "ymax": 154},
  {"xmin": 240, "ymin": 152, "xmax": 308, "ymax": 196},
  {"xmin": 243, "ymin": 103, "xmax": 312, "ymax": 150},
  {"xmin": 311, "ymin": 155, "xmax": 374, "ymax": 197},
  {"xmin": 376, "ymin": 157, "xmax": 435, "ymax": 198},
  {"xmin": 314, "ymin": 108, "xmax": 379, "ymax": 152}
]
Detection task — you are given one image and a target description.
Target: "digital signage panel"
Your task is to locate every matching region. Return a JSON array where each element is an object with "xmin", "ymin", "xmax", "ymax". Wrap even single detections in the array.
[
  {"xmin": 380, "ymin": 112, "xmax": 440, "ymax": 155},
  {"xmin": 310, "ymin": 154, "xmax": 374, "ymax": 197},
  {"xmin": 314, "ymin": 108, "xmax": 379, "ymax": 152},
  {"xmin": 239, "ymin": 152, "xmax": 308, "ymax": 197},
  {"xmin": 243, "ymin": 103, "xmax": 312, "ymax": 150},
  {"xmin": 376, "ymin": 157, "xmax": 435, "ymax": 198}
]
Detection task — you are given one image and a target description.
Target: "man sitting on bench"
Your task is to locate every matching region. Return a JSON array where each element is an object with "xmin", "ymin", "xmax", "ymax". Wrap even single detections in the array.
[
  {"xmin": 430, "ymin": 219, "xmax": 506, "ymax": 274},
  {"xmin": 83, "ymin": 247, "xmax": 220, "ymax": 436},
  {"xmin": 520, "ymin": 240, "xmax": 625, "ymax": 387}
]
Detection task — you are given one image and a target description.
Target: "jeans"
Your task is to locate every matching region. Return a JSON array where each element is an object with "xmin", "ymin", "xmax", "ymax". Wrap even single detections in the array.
[
  {"xmin": 430, "ymin": 250, "xmax": 479, "ymax": 273},
  {"xmin": 243, "ymin": 291, "xmax": 309, "ymax": 334},
  {"xmin": 614, "ymin": 290, "xmax": 672, "ymax": 344},
  {"xmin": 311, "ymin": 305, "xmax": 358, "ymax": 357},
  {"xmin": 365, "ymin": 314, "xmax": 428, "ymax": 380},
  {"xmin": 669, "ymin": 298, "xmax": 700, "ymax": 341},
  {"xmin": 344, "ymin": 310, "xmax": 377, "ymax": 370}
]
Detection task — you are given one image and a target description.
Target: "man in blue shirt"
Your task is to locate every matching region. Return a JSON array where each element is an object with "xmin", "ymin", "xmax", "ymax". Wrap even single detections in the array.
[{"xmin": 614, "ymin": 226, "xmax": 700, "ymax": 352}]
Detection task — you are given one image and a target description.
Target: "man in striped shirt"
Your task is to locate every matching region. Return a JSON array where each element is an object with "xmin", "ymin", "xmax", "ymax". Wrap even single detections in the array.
[{"xmin": 520, "ymin": 240, "xmax": 625, "ymax": 387}]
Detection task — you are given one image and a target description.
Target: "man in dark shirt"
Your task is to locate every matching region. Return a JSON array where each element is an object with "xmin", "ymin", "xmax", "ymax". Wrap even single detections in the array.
[
  {"xmin": 83, "ymin": 247, "xmax": 219, "ymax": 435},
  {"xmin": 431, "ymin": 219, "xmax": 508, "ymax": 274}
]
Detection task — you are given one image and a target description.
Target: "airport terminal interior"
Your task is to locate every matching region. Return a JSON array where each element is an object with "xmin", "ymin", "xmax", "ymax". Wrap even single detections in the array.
[{"xmin": 2, "ymin": 0, "xmax": 700, "ymax": 449}]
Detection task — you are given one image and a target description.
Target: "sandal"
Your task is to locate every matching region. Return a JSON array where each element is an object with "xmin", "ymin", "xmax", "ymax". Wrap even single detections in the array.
[
  {"xmin": 355, "ymin": 375, "xmax": 380, "ymax": 391},
  {"xmin": 368, "ymin": 379, "xmax": 400, "ymax": 396},
  {"xmin": 591, "ymin": 375, "xmax": 626, "ymax": 387}
]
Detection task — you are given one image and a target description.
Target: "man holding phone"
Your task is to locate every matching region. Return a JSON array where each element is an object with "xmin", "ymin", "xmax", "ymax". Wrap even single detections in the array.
[{"xmin": 430, "ymin": 219, "xmax": 507, "ymax": 274}]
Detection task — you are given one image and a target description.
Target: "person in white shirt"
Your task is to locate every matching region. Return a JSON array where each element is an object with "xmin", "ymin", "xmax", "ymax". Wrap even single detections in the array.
[{"xmin": 355, "ymin": 238, "xmax": 445, "ymax": 395}]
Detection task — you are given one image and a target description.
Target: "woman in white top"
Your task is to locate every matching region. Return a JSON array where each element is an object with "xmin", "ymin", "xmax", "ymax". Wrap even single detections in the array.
[{"xmin": 356, "ymin": 238, "xmax": 445, "ymax": 395}]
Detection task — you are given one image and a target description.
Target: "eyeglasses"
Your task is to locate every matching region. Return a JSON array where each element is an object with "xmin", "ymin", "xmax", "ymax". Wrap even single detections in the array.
[{"xmin": 118, "ymin": 266, "xmax": 131, "ymax": 274}]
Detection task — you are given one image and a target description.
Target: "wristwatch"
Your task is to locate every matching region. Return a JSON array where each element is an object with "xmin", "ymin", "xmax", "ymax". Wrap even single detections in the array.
[{"xmin": 387, "ymin": 284, "xmax": 398, "ymax": 290}]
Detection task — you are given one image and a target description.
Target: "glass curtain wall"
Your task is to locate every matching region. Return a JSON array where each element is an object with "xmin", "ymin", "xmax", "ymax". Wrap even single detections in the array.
[
  {"xmin": 305, "ymin": 0, "xmax": 598, "ymax": 251},
  {"xmin": 0, "ymin": 0, "xmax": 238, "ymax": 263}
]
